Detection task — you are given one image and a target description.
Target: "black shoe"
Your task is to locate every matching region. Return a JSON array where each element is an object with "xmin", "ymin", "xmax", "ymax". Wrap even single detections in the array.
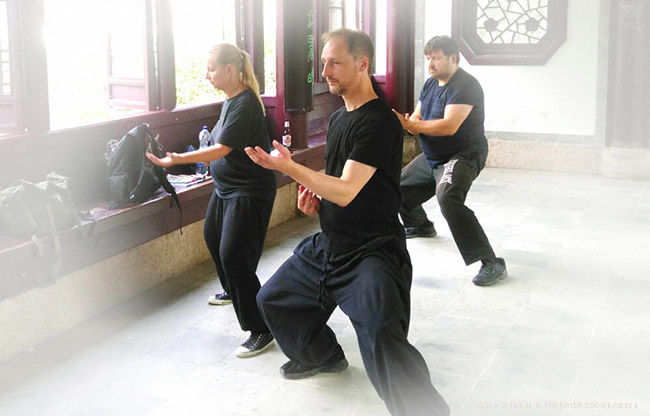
[
  {"xmin": 208, "ymin": 292, "xmax": 232, "ymax": 305},
  {"xmin": 279, "ymin": 357, "xmax": 349, "ymax": 380},
  {"xmin": 235, "ymin": 333, "xmax": 274, "ymax": 358},
  {"xmin": 404, "ymin": 223, "xmax": 437, "ymax": 239},
  {"xmin": 472, "ymin": 258, "xmax": 508, "ymax": 286}
]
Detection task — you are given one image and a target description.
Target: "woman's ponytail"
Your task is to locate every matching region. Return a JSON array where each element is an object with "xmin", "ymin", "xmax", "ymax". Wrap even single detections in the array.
[{"xmin": 239, "ymin": 50, "xmax": 265, "ymax": 116}]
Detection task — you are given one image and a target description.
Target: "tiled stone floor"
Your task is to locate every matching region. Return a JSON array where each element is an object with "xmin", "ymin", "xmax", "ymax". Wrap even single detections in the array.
[{"xmin": 1, "ymin": 167, "xmax": 649, "ymax": 415}]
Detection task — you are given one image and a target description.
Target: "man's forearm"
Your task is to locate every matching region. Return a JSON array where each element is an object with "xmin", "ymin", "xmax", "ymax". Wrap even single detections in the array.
[
  {"xmin": 406, "ymin": 118, "xmax": 459, "ymax": 136},
  {"xmin": 283, "ymin": 162, "xmax": 358, "ymax": 207}
]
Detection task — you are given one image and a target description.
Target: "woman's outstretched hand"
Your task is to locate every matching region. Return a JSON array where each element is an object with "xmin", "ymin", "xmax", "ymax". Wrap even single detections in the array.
[{"xmin": 146, "ymin": 152, "xmax": 178, "ymax": 168}]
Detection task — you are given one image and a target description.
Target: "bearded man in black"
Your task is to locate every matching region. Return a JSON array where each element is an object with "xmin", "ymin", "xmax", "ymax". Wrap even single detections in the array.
[{"xmin": 246, "ymin": 28, "xmax": 449, "ymax": 416}]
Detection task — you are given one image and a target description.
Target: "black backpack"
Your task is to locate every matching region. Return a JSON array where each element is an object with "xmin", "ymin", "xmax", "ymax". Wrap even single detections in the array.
[{"xmin": 106, "ymin": 124, "xmax": 181, "ymax": 214}]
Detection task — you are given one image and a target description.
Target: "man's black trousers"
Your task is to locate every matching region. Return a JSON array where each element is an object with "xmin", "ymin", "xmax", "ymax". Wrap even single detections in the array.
[
  {"xmin": 204, "ymin": 191, "xmax": 273, "ymax": 334},
  {"xmin": 400, "ymin": 152, "xmax": 496, "ymax": 265},
  {"xmin": 257, "ymin": 233, "xmax": 450, "ymax": 416}
]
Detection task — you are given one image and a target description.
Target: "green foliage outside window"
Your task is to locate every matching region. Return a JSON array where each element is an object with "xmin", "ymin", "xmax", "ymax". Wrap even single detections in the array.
[{"xmin": 175, "ymin": 57, "xmax": 225, "ymax": 106}]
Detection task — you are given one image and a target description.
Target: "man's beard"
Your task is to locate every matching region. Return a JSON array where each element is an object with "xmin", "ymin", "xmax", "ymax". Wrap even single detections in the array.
[{"xmin": 329, "ymin": 83, "xmax": 345, "ymax": 96}]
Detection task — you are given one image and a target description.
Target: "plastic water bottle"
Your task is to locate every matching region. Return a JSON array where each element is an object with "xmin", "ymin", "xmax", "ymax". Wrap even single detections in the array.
[{"xmin": 196, "ymin": 126, "xmax": 211, "ymax": 175}]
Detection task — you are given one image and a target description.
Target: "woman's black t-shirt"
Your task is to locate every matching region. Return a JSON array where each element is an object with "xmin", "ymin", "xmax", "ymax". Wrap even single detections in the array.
[{"xmin": 209, "ymin": 89, "xmax": 276, "ymax": 200}]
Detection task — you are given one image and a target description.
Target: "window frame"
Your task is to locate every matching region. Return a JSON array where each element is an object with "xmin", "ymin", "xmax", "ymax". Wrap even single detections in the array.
[
  {"xmin": 0, "ymin": 0, "xmax": 262, "ymax": 139},
  {"xmin": 0, "ymin": 0, "xmax": 379, "ymax": 141},
  {"xmin": 0, "ymin": 0, "xmax": 21, "ymax": 134},
  {"xmin": 106, "ymin": 0, "xmax": 157, "ymax": 110}
]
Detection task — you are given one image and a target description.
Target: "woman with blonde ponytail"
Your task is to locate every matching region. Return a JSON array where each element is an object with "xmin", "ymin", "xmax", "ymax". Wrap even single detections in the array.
[{"xmin": 147, "ymin": 43, "xmax": 276, "ymax": 358}]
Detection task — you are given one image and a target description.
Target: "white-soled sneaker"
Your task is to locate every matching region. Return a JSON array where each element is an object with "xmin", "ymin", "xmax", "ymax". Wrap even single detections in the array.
[
  {"xmin": 208, "ymin": 292, "xmax": 232, "ymax": 305},
  {"xmin": 235, "ymin": 333, "xmax": 274, "ymax": 358}
]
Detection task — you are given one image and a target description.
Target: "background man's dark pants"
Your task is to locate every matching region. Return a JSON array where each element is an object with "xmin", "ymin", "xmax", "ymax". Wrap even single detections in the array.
[
  {"xmin": 257, "ymin": 233, "xmax": 450, "ymax": 416},
  {"xmin": 400, "ymin": 152, "xmax": 495, "ymax": 265},
  {"xmin": 204, "ymin": 192, "xmax": 273, "ymax": 334}
]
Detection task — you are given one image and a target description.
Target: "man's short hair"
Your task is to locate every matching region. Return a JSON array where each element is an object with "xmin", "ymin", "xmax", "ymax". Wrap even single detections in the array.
[
  {"xmin": 424, "ymin": 35, "xmax": 461, "ymax": 64},
  {"xmin": 322, "ymin": 28, "xmax": 375, "ymax": 75}
]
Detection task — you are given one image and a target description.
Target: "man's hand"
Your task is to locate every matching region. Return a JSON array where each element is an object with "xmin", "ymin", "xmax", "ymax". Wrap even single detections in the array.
[
  {"xmin": 245, "ymin": 140, "xmax": 293, "ymax": 173},
  {"xmin": 392, "ymin": 109, "xmax": 407, "ymax": 126},
  {"xmin": 297, "ymin": 185, "xmax": 320, "ymax": 216},
  {"xmin": 146, "ymin": 152, "xmax": 179, "ymax": 167},
  {"xmin": 392, "ymin": 110, "xmax": 419, "ymax": 135}
]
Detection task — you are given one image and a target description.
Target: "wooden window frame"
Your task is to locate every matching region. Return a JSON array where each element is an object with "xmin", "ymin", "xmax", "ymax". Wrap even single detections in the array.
[
  {"xmin": 0, "ymin": 0, "xmax": 21, "ymax": 134},
  {"xmin": 0, "ymin": 0, "xmax": 259, "ymax": 139},
  {"xmin": 107, "ymin": 0, "xmax": 158, "ymax": 110}
]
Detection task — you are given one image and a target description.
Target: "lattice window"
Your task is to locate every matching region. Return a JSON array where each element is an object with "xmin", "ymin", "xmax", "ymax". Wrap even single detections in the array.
[
  {"xmin": 477, "ymin": 0, "xmax": 548, "ymax": 44},
  {"xmin": 452, "ymin": 0, "xmax": 566, "ymax": 65}
]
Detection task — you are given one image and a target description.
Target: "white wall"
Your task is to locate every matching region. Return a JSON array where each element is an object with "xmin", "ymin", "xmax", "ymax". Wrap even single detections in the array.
[{"xmin": 422, "ymin": 0, "xmax": 600, "ymax": 136}]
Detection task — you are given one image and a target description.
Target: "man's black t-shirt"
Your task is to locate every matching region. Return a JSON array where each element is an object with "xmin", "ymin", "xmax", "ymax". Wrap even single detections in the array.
[
  {"xmin": 418, "ymin": 68, "xmax": 488, "ymax": 167},
  {"xmin": 209, "ymin": 89, "xmax": 276, "ymax": 200},
  {"xmin": 320, "ymin": 98, "xmax": 405, "ymax": 253}
]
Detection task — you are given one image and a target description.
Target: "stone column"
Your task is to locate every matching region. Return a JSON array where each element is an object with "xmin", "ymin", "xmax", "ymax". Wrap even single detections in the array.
[
  {"xmin": 602, "ymin": 0, "xmax": 650, "ymax": 179},
  {"xmin": 605, "ymin": 0, "xmax": 650, "ymax": 148}
]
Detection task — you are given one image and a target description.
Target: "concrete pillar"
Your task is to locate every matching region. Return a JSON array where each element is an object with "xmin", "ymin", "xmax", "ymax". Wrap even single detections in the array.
[
  {"xmin": 605, "ymin": 0, "xmax": 650, "ymax": 149},
  {"xmin": 601, "ymin": 0, "xmax": 650, "ymax": 179}
]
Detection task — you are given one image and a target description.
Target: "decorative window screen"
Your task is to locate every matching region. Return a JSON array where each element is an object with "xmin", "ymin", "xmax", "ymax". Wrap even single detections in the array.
[{"xmin": 452, "ymin": 0, "xmax": 567, "ymax": 65}]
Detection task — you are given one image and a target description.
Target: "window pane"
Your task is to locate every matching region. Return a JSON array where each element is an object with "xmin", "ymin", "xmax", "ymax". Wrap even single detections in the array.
[
  {"xmin": 344, "ymin": 0, "xmax": 358, "ymax": 29},
  {"xmin": 264, "ymin": 0, "xmax": 276, "ymax": 96},
  {"xmin": 374, "ymin": 0, "xmax": 387, "ymax": 74},
  {"xmin": 172, "ymin": 0, "xmax": 236, "ymax": 107},
  {"xmin": 0, "ymin": 1, "xmax": 10, "ymax": 96},
  {"xmin": 44, "ymin": 0, "xmax": 146, "ymax": 130},
  {"xmin": 329, "ymin": 2, "xmax": 344, "ymax": 32},
  {"xmin": 109, "ymin": 1, "xmax": 145, "ymax": 79}
]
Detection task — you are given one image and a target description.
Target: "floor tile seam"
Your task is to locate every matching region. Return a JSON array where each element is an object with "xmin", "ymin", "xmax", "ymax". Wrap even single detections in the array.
[
  {"xmin": 432, "ymin": 314, "xmax": 520, "ymax": 334},
  {"xmin": 139, "ymin": 369, "xmax": 286, "ymax": 405},
  {"xmin": 440, "ymin": 311, "xmax": 521, "ymax": 326},
  {"xmin": 501, "ymin": 274, "xmax": 537, "ymax": 326},
  {"xmin": 427, "ymin": 364, "xmax": 489, "ymax": 381},
  {"xmin": 146, "ymin": 351, "xmax": 232, "ymax": 369},
  {"xmin": 349, "ymin": 394, "xmax": 390, "ymax": 416},
  {"xmin": 457, "ymin": 349, "xmax": 499, "ymax": 413},
  {"xmin": 575, "ymin": 287, "xmax": 607, "ymax": 382},
  {"xmin": 414, "ymin": 335, "xmax": 508, "ymax": 354},
  {"xmin": 435, "ymin": 281, "xmax": 471, "ymax": 319},
  {"xmin": 205, "ymin": 366, "xmax": 285, "ymax": 386}
]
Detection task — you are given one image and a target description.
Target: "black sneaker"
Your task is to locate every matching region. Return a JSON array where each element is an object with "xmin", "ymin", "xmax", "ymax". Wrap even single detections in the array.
[
  {"xmin": 279, "ymin": 357, "xmax": 349, "ymax": 380},
  {"xmin": 404, "ymin": 223, "xmax": 437, "ymax": 239},
  {"xmin": 208, "ymin": 292, "xmax": 232, "ymax": 305},
  {"xmin": 472, "ymin": 258, "xmax": 508, "ymax": 286},
  {"xmin": 235, "ymin": 333, "xmax": 274, "ymax": 358}
]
